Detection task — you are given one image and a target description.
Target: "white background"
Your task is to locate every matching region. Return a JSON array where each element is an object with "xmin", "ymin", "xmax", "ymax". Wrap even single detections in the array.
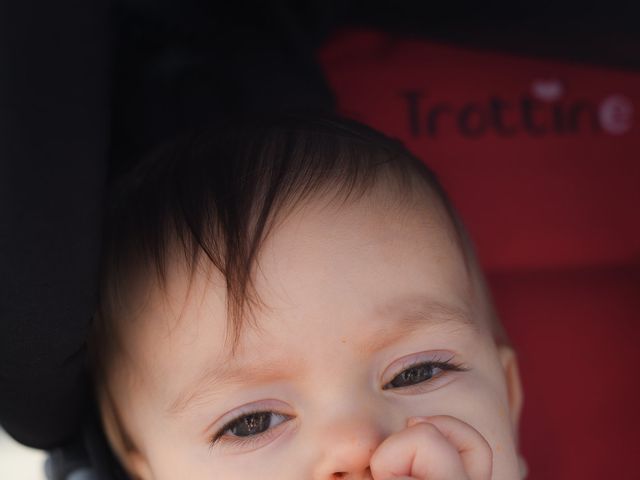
[{"xmin": 0, "ymin": 428, "xmax": 46, "ymax": 480}]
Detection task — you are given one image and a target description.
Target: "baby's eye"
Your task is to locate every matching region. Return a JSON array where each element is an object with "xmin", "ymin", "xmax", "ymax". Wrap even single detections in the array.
[
  {"xmin": 382, "ymin": 360, "xmax": 466, "ymax": 390},
  {"xmin": 226, "ymin": 412, "xmax": 281, "ymax": 437},
  {"xmin": 212, "ymin": 411, "xmax": 291, "ymax": 446}
]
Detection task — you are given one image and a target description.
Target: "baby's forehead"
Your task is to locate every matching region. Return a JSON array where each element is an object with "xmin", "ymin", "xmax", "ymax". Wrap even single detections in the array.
[
  {"xmin": 119, "ymin": 182, "xmax": 480, "ymax": 352},
  {"xmin": 192, "ymin": 188, "xmax": 472, "ymax": 332},
  {"xmin": 161, "ymin": 187, "xmax": 464, "ymax": 311}
]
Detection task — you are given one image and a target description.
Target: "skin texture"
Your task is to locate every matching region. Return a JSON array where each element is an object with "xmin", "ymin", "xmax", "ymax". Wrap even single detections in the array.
[{"xmin": 102, "ymin": 185, "xmax": 525, "ymax": 479}]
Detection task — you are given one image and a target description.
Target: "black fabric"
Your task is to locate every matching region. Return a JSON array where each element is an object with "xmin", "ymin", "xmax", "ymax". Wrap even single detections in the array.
[
  {"xmin": 0, "ymin": 0, "xmax": 111, "ymax": 449},
  {"xmin": 107, "ymin": 1, "xmax": 339, "ymax": 177},
  {"xmin": 46, "ymin": 400, "xmax": 129, "ymax": 480}
]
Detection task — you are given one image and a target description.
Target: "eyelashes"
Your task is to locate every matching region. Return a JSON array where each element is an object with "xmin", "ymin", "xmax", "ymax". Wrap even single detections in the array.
[
  {"xmin": 382, "ymin": 356, "xmax": 468, "ymax": 390},
  {"xmin": 208, "ymin": 355, "xmax": 468, "ymax": 450},
  {"xmin": 209, "ymin": 411, "xmax": 292, "ymax": 451}
]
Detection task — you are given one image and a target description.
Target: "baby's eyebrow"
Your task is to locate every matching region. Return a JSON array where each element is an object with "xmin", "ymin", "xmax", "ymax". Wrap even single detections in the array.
[
  {"xmin": 361, "ymin": 297, "xmax": 475, "ymax": 354},
  {"xmin": 166, "ymin": 296, "xmax": 475, "ymax": 416},
  {"xmin": 166, "ymin": 356, "xmax": 297, "ymax": 417}
]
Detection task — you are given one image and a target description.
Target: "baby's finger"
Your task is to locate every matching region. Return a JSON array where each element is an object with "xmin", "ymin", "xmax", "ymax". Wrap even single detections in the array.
[
  {"xmin": 409, "ymin": 416, "xmax": 492, "ymax": 480},
  {"xmin": 370, "ymin": 421, "xmax": 469, "ymax": 480}
]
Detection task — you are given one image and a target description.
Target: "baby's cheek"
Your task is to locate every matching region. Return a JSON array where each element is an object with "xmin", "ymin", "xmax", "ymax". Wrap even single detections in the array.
[{"xmin": 404, "ymin": 376, "xmax": 520, "ymax": 479}]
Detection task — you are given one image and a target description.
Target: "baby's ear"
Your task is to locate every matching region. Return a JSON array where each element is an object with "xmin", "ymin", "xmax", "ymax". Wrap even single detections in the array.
[
  {"xmin": 99, "ymin": 394, "xmax": 153, "ymax": 480},
  {"xmin": 126, "ymin": 451, "xmax": 153, "ymax": 480},
  {"xmin": 497, "ymin": 345, "xmax": 524, "ymax": 438}
]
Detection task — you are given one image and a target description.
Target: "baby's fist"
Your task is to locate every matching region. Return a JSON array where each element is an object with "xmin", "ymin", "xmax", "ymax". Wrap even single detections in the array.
[{"xmin": 370, "ymin": 415, "xmax": 493, "ymax": 480}]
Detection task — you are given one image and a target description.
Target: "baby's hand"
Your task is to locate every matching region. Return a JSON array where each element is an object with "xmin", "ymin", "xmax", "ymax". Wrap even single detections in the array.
[{"xmin": 370, "ymin": 415, "xmax": 493, "ymax": 480}]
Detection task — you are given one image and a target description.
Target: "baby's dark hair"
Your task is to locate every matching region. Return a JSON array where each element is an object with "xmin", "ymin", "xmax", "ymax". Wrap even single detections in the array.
[{"xmin": 91, "ymin": 113, "xmax": 504, "ymax": 384}]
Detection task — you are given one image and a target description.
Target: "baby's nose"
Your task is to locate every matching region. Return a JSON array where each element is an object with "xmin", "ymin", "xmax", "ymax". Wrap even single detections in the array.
[{"xmin": 312, "ymin": 413, "xmax": 386, "ymax": 480}]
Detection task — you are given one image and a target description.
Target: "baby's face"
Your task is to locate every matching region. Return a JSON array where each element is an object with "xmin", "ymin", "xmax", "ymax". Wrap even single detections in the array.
[{"xmin": 106, "ymin": 186, "xmax": 523, "ymax": 479}]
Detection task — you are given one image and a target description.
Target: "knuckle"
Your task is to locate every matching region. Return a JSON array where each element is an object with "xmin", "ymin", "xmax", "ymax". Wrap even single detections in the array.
[
  {"xmin": 368, "ymin": 452, "xmax": 382, "ymax": 473},
  {"xmin": 413, "ymin": 421, "xmax": 440, "ymax": 436}
]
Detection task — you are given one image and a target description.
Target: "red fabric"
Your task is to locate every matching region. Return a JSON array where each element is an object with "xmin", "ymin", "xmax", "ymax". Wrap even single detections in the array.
[
  {"xmin": 491, "ymin": 267, "xmax": 640, "ymax": 479},
  {"xmin": 319, "ymin": 30, "xmax": 640, "ymax": 479},
  {"xmin": 319, "ymin": 30, "xmax": 640, "ymax": 272}
]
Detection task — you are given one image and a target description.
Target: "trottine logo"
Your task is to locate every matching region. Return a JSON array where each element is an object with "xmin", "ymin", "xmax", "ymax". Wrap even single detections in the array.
[{"xmin": 403, "ymin": 79, "xmax": 634, "ymax": 139}]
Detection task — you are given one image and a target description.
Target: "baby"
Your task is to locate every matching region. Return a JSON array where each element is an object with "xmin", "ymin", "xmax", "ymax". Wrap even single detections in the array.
[{"xmin": 89, "ymin": 114, "xmax": 527, "ymax": 479}]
